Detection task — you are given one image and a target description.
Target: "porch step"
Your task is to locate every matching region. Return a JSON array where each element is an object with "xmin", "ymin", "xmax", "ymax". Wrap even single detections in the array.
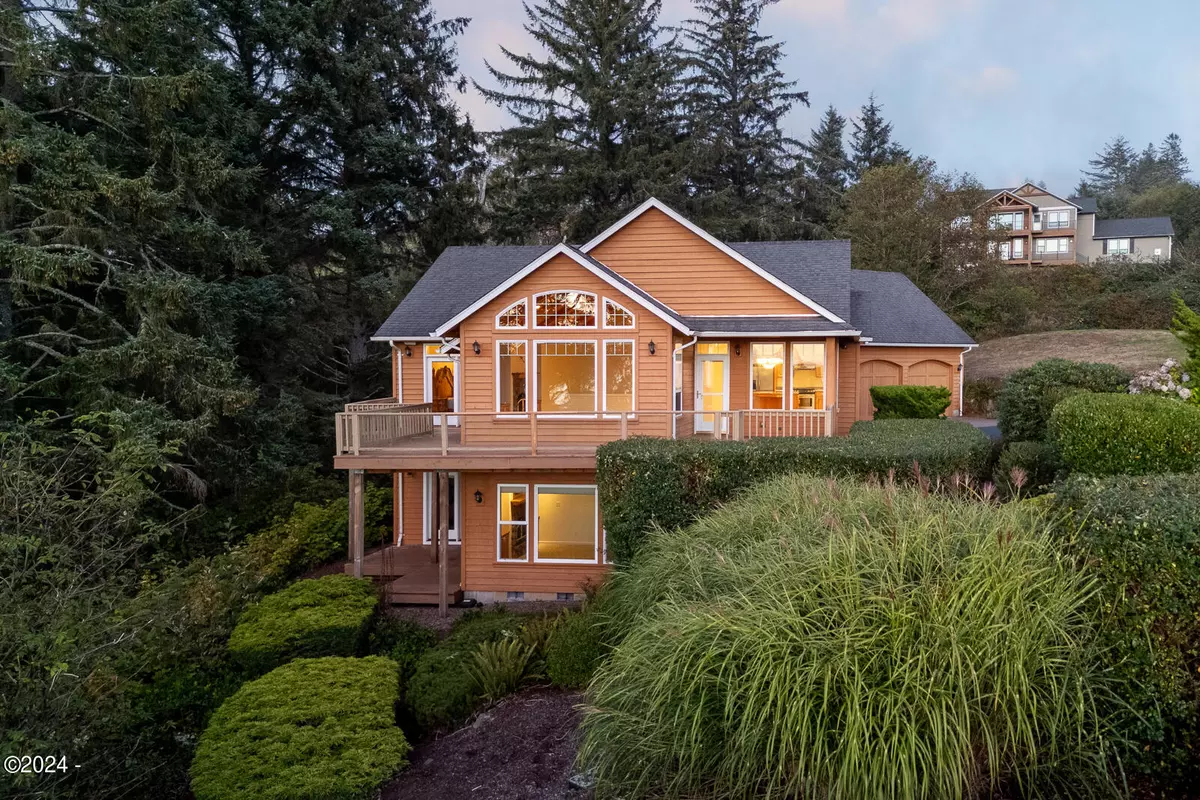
[{"xmin": 387, "ymin": 587, "xmax": 463, "ymax": 605}]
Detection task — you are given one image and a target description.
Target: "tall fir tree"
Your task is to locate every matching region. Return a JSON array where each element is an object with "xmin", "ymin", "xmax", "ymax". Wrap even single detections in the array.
[
  {"xmin": 849, "ymin": 94, "xmax": 908, "ymax": 181},
  {"xmin": 1082, "ymin": 135, "xmax": 1137, "ymax": 194},
  {"xmin": 1160, "ymin": 132, "xmax": 1190, "ymax": 182},
  {"xmin": 478, "ymin": 0, "xmax": 685, "ymax": 243},
  {"xmin": 679, "ymin": 0, "xmax": 808, "ymax": 240},
  {"xmin": 803, "ymin": 105, "xmax": 851, "ymax": 232}
]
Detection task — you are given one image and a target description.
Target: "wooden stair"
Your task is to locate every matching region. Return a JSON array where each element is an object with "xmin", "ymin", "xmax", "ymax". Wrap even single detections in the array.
[{"xmin": 387, "ymin": 580, "xmax": 463, "ymax": 605}]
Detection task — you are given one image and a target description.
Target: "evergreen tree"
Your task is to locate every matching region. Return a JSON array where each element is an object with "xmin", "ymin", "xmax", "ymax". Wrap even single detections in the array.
[
  {"xmin": 849, "ymin": 94, "xmax": 908, "ymax": 181},
  {"xmin": 478, "ymin": 0, "xmax": 685, "ymax": 243},
  {"xmin": 1082, "ymin": 135, "xmax": 1137, "ymax": 194},
  {"xmin": 803, "ymin": 105, "xmax": 850, "ymax": 231},
  {"xmin": 1160, "ymin": 132, "xmax": 1190, "ymax": 182},
  {"xmin": 679, "ymin": 0, "xmax": 808, "ymax": 240}
]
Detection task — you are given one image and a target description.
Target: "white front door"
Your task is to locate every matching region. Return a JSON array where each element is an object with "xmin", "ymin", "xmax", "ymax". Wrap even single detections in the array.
[
  {"xmin": 694, "ymin": 350, "xmax": 730, "ymax": 434},
  {"xmin": 424, "ymin": 351, "xmax": 460, "ymax": 426},
  {"xmin": 423, "ymin": 472, "xmax": 461, "ymax": 544}
]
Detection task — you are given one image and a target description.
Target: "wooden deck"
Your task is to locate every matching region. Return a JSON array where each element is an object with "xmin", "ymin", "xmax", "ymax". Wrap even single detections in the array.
[
  {"xmin": 333, "ymin": 427, "xmax": 599, "ymax": 470},
  {"xmin": 344, "ymin": 544, "xmax": 463, "ymax": 605}
]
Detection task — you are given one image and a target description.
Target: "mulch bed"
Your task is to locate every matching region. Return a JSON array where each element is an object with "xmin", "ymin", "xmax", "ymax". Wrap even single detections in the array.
[{"xmin": 381, "ymin": 688, "xmax": 590, "ymax": 800}]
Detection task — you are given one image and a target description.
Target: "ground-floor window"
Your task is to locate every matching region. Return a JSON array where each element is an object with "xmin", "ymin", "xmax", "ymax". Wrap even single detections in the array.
[
  {"xmin": 534, "ymin": 485, "xmax": 598, "ymax": 563},
  {"xmin": 497, "ymin": 484, "xmax": 528, "ymax": 561}
]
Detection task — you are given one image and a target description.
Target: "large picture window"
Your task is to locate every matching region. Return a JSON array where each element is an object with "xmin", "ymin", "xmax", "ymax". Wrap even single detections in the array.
[
  {"xmin": 497, "ymin": 485, "xmax": 528, "ymax": 561},
  {"xmin": 989, "ymin": 211, "xmax": 1025, "ymax": 231},
  {"xmin": 535, "ymin": 291, "xmax": 596, "ymax": 328},
  {"xmin": 536, "ymin": 341, "xmax": 596, "ymax": 413},
  {"xmin": 535, "ymin": 485, "xmax": 598, "ymax": 563},
  {"xmin": 497, "ymin": 341, "xmax": 527, "ymax": 413},
  {"xmin": 604, "ymin": 341, "xmax": 634, "ymax": 412},
  {"xmin": 790, "ymin": 342, "xmax": 825, "ymax": 409},
  {"xmin": 751, "ymin": 343, "xmax": 785, "ymax": 409}
]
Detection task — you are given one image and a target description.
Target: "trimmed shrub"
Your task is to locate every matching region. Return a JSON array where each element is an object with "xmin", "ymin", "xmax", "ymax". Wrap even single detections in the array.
[
  {"xmin": 996, "ymin": 358, "xmax": 1129, "ymax": 442},
  {"xmin": 582, "ymin": 475, "xmax": 1112, "ymax": 798},
  {"xmin": 247, "ymin": 484, "xmax": 391, "ymax": 583},
  {"xmin": 406, "ymin": 609, "xmax": 529, "ymax": 730},
  {"xmin": 598, "ymin": 419, "xmax": 991, "ymax": 564},
  {"xmin": 993, "ymin": 440, "xmax": 1062, "ymax": 498},
  {"xmin": 228, "ymin": 575, "xmax": 378, "ymax": 674},
  {"xmin": 1050, "ymin": 392, "xmax": 1200, "ymax": 475},
  {"xmin": 1055, "ymin": 475, "xmax": 1200, "ymax": 789},
  {"xmin": 368, "ymin": 615, "xmax": 437, "ymax": 683},
  {"xmin": 545, "ymin": 610, "xmax": 607, "ymax": 689},
  {"xmin": 869, "ymin": 384, "xmax": 952, "ymax": 419},
  {"xmin": 190, "ymin": 656, "xmax": 408, "ymax": 800}
]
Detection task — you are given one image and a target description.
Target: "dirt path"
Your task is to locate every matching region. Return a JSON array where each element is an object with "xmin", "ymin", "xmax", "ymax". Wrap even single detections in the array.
[{"xmin": 382, "ymin": 688, "xmax": 590, "ymax": 800}]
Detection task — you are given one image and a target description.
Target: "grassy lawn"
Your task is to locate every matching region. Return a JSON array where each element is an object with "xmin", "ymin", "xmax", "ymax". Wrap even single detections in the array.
[{"xmin": 966, "ymin": 329, "xmax": 1184, "ymax": 382}]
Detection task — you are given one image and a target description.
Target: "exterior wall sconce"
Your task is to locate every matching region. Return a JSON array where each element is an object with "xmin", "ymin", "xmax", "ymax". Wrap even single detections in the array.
[
  {"xmin": 734, "ymin": 343, "xmax": 741, "ymax": 356},
  {"xmin": 474, "ymin": 490, "xmax": 483, "ymax": 504},
  {"xmin": 648, "ymin": 341, "xmax": 656, "ymax": 355},
  {"xmin": 404, "ymin": 345, "xmax": 412, "ymax": 357},
  {"xmin": 472, "ymin": 341, "xmax": 481, "ymax": 355},
  {"xmin": 957, "ymin": 363, "xmax": 963, "ymax": 372}
]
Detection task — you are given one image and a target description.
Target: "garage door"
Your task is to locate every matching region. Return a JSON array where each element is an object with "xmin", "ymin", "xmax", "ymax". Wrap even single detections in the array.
[
  {"xmin": 907, "ymin": 360, "xmax": 953, "ymax": 391},
  {"xmin": 859, "ymin": 360, "xmax": 902, "ymax": 418}
]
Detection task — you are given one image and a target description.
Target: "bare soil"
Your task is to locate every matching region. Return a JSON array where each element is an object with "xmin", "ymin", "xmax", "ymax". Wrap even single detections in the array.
[
  {"xmin": 966, "ymin": 329, "xmax": 1183, "ymax": 381},
  {"xmin": 381, "ymin": 688, "xmax": 590, "ymax": 800}
]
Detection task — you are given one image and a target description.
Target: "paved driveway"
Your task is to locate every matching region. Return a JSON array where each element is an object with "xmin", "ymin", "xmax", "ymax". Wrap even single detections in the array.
[{"xmin": 959, "ymin": 417, "xmax": 1000, "ymax": 441}]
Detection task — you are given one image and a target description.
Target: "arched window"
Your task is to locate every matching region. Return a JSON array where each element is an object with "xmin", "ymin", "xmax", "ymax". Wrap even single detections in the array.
[
  {"xmin": 496, "ymin": 299, "xmax": 527, "ymax": 328},
  {"xmin": 603, "ymin": 298, "xmax": 635, "ymax": 328},
  {"xmin": 534, "ymin": 291, "xmax": 596, "ymax": 328}
]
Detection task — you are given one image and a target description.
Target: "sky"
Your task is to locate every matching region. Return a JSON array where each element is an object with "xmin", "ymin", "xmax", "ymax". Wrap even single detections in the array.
[{"xmin": 433, "ymin": 0, "xmax": 1200, "ymax": 195}]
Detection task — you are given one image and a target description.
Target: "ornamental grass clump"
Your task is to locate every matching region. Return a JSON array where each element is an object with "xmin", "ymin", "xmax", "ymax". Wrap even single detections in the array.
[{"xmin": 581, "ymin": 475, "xmax": 1112, "ymax": 799}]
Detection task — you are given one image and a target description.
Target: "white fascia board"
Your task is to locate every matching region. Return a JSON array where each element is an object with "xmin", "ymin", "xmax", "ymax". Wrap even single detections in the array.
[
  {"xmin": 580, "ymin": 198, "xmax": 847, "ymax": 325},
  {"xmin": 432, "ymin": 243, "xmax": 690, "ymax": 336},
  {"xmin": 696, "ymin": 329, "xmax": 862, "ymax": 338},
  {"xmin": 369, "ymin": 335, "xmax": 443, "ymax": 342},
  {"xmin": 862, "ymin": 342, "xmax": 977, "ymax": 349}
]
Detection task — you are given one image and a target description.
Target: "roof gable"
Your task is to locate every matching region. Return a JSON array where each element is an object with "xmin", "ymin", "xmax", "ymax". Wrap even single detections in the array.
[{"xmin": 582, "ymin": 198, "xmax": 845, "ymax": 322}]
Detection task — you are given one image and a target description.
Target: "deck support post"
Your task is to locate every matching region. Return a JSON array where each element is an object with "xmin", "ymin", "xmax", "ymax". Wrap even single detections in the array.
[
  {"xmin": 429, "ymin": 470, "xmax": 439, "ymax": 565},
  {"xmin": 438, "ymin": 470, "xmax": 449, "ymax": 618},
  {"xmin": 348, "ymin": 468, "xmax": 365, "ymax": 578}
]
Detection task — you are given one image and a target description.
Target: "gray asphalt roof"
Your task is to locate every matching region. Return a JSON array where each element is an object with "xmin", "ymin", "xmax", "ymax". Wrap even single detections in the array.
[
  {"xmin": 1093, "ymin": 217, "xmax": 1175, "ymax": 239},
  {"xmin": 851, "ymin": 271, "xmax": 975, "ymax": 346},
  {"xmin": 1068, "ymin": 196, "xmax": 1098, "ymax": 214},
  {"xmin": 374, "ymin": 236, "xmax": 974, "ymax": 347}
]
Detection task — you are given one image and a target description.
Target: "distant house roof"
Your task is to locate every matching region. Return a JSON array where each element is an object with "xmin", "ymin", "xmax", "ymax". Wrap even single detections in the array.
[
  {"xmin": 982, "ymin": 184, "xmax": 1080, "ymax": 210},
  {"xmin": 374, "ymin": 203, "xmax": 974, "ymax": 348},
  {"xmin": 1093, "ymin": 217, "xmax": 1176, "ymax": 239},
  {"xmin": 1068, "ymin": 196, "xmax": 1099, "ymax": 214}
]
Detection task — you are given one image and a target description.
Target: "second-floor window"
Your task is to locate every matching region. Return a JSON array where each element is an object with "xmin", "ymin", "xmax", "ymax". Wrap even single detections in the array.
[
  {"xmin": 604, "ymin": 341, "xmax": 634, "ymax": 412},
  {"xmin": 535, "ymin": 291, "xmax": 596, "ymax": 328},
  {"xmin": 603, "ymin": 299, "xmax": 635, "ymax": 328},
  {"xmin": 751, "ymin": 343, "xmax": 785, "ymax": 409},
  {"xmin": 536, "ymin": 341, "xmax": 596, "ymax": 413},
  {"xmin": 989, "ymin": 211, "xmax": 1024, "ymax": 231},
  {"xmin": 1045, "ymin": 210, "xmax": 1072, "ymax": 229},
  {"xmin": 497, "ymin": 341, "xmax": 527, "ymax": 413},
  {"xmin": 1036, "ymin": 238, "xmax": 1071, "ymax": 254},
  {"xmin": 496, "ymin": 299, "xmax": 526, "ymax": 328},
  {"xmin": 1105, "ymin": 238, "xmax": 1131, "ymax": 255}
]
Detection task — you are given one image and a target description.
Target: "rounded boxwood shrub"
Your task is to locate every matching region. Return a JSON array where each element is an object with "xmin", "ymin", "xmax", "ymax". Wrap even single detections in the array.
[
  {"xmin": 869, "ymin": 384, "xmax": 952, "ymax": 419},
  {"xmin": 996, "ymin": 358, "xmax": 1129, "ymax": 442},
  {"xmin": 190, "ymin": 656, "xmax": 408, "ymax": 800},
  {"xmin": 1049, "ymin": 392, "xmax": 1200, "ymax": 475},
  {"xmin": 1054, "ymin": 474, "xmax": 1200, "ymax": 791},
  {"xmin": 545, "ymin": 610, "xmax": 607, "ymax": 689},
  {"xmin": 228, "ymin": 575, "xmax": 378, "ymax": 674},
  {"xmin": 582, "ymin": 475, "xmax": 1111, "ymax": 798}
]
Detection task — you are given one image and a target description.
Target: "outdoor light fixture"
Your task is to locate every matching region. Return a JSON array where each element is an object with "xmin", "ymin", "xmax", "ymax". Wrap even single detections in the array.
[
  {"xmin": 472, "ymin": 340, "xmax": 481, "ymax": 355},
  {"xmin": 735, "ymin": 343, "xmax": 741, "ymax": 356},
  {"xmin": 957, "ymin": 363, "xmax": 963, "ymax": 372},
  {"xmin": 474, "ymin": 490, "xmax": 483, "ymax": 504},
  {"xmin": 648, "ymin": 341, "xmax": 656, "ymax": 355},
  {"xmin": 404, "ymin": 345, "xmax": 412, "ymax": 357}
]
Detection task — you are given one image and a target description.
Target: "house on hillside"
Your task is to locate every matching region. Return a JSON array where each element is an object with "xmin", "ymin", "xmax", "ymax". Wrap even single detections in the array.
[
  {"xmin": 983, "ymin": 183, "xmax": 1174, "ymax": 264},
  {"xmin": 334, "ymin": 199, "xmax": 975, "ymax": 606}
]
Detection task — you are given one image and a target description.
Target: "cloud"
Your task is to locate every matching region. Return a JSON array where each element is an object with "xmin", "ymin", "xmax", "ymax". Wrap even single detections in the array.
[
  {"xmin": 775, "ymin": 0, "xmax": 849, "ymax": 23},
  {"xmin": 774, "ymin": 0, "xmax": 982, "ymax": 61},
  {"xmin": 957, "ymin": 65, "xmax": 1018, "ymax": 96}
]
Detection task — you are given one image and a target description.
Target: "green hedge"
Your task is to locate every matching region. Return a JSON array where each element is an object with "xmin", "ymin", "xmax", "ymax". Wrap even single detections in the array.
[
  {"xmin": 368, "ymin": 615, "xmax": 437, "ymax": 684},
  {"xmin": 1049, "ymin": 392, "xmax": 1200, "ymax": 475},
  {"xmin": 597, "ymin": 419, "xmax": 991, "ymax": 564},
  {"xmin": 1054, "ymin": 475, "xmax": 1200, "ymax": 789},
  {"xmin": 191, "ymin": 656, "xmax": 408, "ymax": 800},
  {"xmin": 996, "ymin": 358, "xmax": 1129, "ymax": 442},
  {"xmin": 869, "ymin": 384, "xmax": 951, "ymax": 419},
  {"xmin": 228, "ymin": 575, "xmax": 378, "ymax": 674},
  {"xmin": 406, "ymin": 610, "xmax": 529, "ymax": 730},
  {"xmin": 545, "ymin": 610, "xmax": 607, "ymax": 689},
  {"xmin": 993, "ymin": 440, "xmax": 1062, "ymax": 498}
]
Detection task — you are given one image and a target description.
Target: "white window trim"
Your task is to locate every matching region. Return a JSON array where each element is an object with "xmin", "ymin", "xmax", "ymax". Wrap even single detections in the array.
[
  {"xmin": 421, "ymin": 472, "xmax": 461, "ymax": 545},
  {"xmin": 495, "ymin": 298, "xmax": 528, "ymax": 330},
  {"xmin": 749, "ymin": 342, "xmax": 786, "ymax": 411},
  {"xmin": 532, "ymin": 289, "xmax": 598, "ymax": 330},
  {"xmin": 1107, "ymin": 238, "xmax": 1131, "ymax": 255},
  {"xmin": 534, "ymin": 339, "xmax": 599, "ymax": 417},
  {"xmin": 601, "ymin": 296, "xmax": 636, "ymax": 329},
  {"xmin": 788, "ymin": 341, "xmax": 828, "ymax": 411},
  {"xmin": 496, "ymin": 483, "xmax": 530, "ymax": 563},
  {"xmin": 532, "ymin": 484, "xmax": 600, "ymax": 564},
  {"xmin": 601, "ymin": 338, "xmax": 636, "ymax": 417},
  {"xmin": 495, "ymin": 339, "xmax": 528, "ymax": 418}
]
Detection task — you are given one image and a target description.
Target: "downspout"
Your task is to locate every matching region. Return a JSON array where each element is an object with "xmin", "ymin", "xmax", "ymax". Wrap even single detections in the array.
[{"xmin": 673, "ymin": 335, "xmax": 699, "ymax": 439}]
